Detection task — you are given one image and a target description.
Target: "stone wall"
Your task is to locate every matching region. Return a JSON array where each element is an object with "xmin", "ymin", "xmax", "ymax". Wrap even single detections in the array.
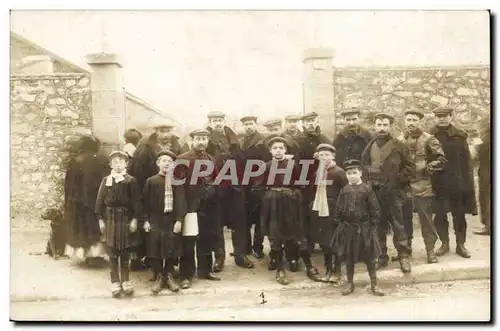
[
  {"xmin": 10, "ymin": 73, "xmax": 92, "ymax": 220},
  {"xmin": 333, "ymin": 66, "xmax": 490, "ymax": 137}
]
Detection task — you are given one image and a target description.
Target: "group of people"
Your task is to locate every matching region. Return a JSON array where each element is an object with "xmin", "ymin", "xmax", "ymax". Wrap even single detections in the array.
[{"xmin": 59, "ymin": 105, "xmax": 489, "ymax": 298}]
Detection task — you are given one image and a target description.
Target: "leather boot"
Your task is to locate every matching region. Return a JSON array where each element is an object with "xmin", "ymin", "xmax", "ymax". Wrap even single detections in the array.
[
  {"xmin": 376, "ymin": 256, "xmax": 389, "ymax": 270},
  {"xmin": 456, "ymin": 244, "xmax": 471, "ymax": 258},
  {"xmin": 341, "ymin": 283, "xmax": 355, "ymax": 296},
  {"xmin": 456, "ymin": 231, "xmax": 471, "ymax": 258},
  {"xmin": 235, "ymin": 255, "xmax": 255, "ymax": 269},
  {"xmin": 180, "ymin": 278, "xmax": 192, "ymax": 289},
  {"xmin": 306, "ymin": 267, "xmax": 321, "ymax": 282},
  {"xmin": 435, "ymin": 241, "xmax": 450, "ymax": 256},
  {"xmin": 165, "ymin": 273, "xmax": 180, "ymax": 292},
  {"xmin": 371, "ymin": 282, "xmax": 385, "ymax": 296},
  {"xmin": 399, "ymin": 257, "xmax": 411, "ymax": 273},
  {"xmin": 276, "ymin": 269, "xmax": 289, "ymax": 285},
  {"xmin": 151, "ymin": 275, "xmax": 164, "ymax": 294},
  {"xmin": 321, "ymin": 268, "xmax": 333, "ymax": 283},
  {"xmin": 427, "ymin": 250, "xmax": 438, "ymax": 264}
]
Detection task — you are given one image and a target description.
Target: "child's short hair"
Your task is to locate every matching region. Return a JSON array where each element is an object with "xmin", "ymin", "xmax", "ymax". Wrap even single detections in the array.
[{"xmin": 123, "ymin": 129, "xmax": 143, "ymax": 146}]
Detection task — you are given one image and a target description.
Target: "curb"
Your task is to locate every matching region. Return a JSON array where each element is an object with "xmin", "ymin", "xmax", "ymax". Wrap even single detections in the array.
[{"xmin": 11, "ymin": 260, "xmax": 490, "ymax": 303}]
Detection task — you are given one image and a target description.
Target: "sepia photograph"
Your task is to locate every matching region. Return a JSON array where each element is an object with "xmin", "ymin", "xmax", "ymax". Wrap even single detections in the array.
[{"xmin": 8, "ymin": 8, "xmax": 491, "ymax": 322}]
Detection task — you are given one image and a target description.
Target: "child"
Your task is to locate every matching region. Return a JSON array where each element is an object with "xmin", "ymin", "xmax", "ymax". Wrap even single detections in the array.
[
  {"xmin": 257, "ymin": 136, "xmax": 320, "ymax": 285},
  {"xmin": 95, "ymin": 151, "xmax": 142, "ymax": 298},
  {"xmin": 142, "ymin": 150, "xmax": 185, "ymax": 294},
  {"xmin": 310, "ymin": 144, "xmax": 348, "ymax": 284},
  {"xmin": 330, "ymin": 159, "xmax": 384, "ymax": 296}
]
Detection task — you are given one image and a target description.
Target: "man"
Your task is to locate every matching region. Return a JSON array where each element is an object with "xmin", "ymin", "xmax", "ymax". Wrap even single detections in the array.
[
  {"xmin": 282, "ymin": 114, "xmax": 304, "ymax": 159},
  {"xmin": 429, "ymin": 107, "xmax": 477, "ymax": 258},
  {"xmin": 127, "ymin": 120, "xmax": 185, "ymax": 271},
  {"xmin": 361, "ymin": 113, "xmax": 414, "ymax": 273},
  {"xmin": 206, "ymin": 111, "xmax": 254, "ymax": 269},
  {"xmin": 475, "ymin": 123, "xmax": 490, "ymax": 236},
  {"xmin": 239, "ymin": 116, "xmax": 268, "ymax": 259},
  {"xmin": 177, "ymin": 129, "xmax": 222, "ymax": 288},
  {"xmin": 333, "ymin": 108, "xmax": 373, "ymax": 168},
  {"xmin": 299, "ymin": 111, "xmax": 331, "ymax": 255},
  {"xmin": 398, "ymin": 109, "xmax": 447, "ymax": 264},
  {"xmin": 263, "ymin": 118, "xmax": 283, "ymax": 134}
]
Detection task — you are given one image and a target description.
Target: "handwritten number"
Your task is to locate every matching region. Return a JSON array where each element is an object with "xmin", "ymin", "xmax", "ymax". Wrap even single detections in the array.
[{"xmin": 259, "ymin": 292, "xmax": 267, "ymax": 304}]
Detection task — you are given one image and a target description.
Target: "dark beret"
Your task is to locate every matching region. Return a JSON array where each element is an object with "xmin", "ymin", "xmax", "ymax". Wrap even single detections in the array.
[
  {"xmin": 301, "ymin": 112, "xmax": 319, "ymax": 121},
  {"xmin": 207, "ymin": 111, "xmax": 226, "ymax": 119},
  {"xmin": 316, "ymin": 143, "xmax": 336, "ymax": 153},
  {"xmin": 374, "ymin": 113, "xmax": 395, "ymax": 124},
  {"xmin": 157, "ymin": 150, "xmax": 177, "ymax": 161},
  {"xmin": 109, "ymin": 150, "xmax": 129, "ymax": 161},
  {"xmin": 267, "ymin": 136, "xmax": 288, "ymax": 148},
  {"xmin": 284, "ymin": 115, "xmax": 301, "ymax": 121},
  {"xmin": 240, "ymin": 116, "xmax": 258, "ymax": 123},
  {"xmin": 189, "ymin": 128, "xmax": 211, "ymax": 138},
  {"xmin": 404, "ymin": 109, "xmax": 425, "ymax": 119},
  {"xmin": 343, "ymin": 159, "xmax": 362, "ymax": 170},
  {"xmin": 432, "ymin": 107, "xmax": 453, "ymax": 116}
]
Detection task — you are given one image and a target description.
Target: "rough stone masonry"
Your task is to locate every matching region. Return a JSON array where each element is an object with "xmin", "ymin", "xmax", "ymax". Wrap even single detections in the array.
[
  {"xmin": 10, "ymin": 73, "xmax": 92, "ymax": 221},
  {"xmin": 333, "ymin": 66, "xmax": 490, "ymax": 136}
]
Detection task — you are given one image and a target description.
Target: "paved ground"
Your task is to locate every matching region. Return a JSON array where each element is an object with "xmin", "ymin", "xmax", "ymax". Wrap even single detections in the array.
[
  {"xmin": 11, "ymin": 279, "xmax": 491, "ymax": 321},
  {"xmin": 10, "ymin": 213, "xmax": 490, "ymax": 302}
]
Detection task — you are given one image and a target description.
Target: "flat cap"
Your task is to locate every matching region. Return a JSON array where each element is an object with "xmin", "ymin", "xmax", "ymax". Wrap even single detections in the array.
[
  {"xmin": 301, "ymin": 112, "xmax": 319, "ymax": 121},
  {"xmin": 284, "ymin": 114, "xmax": 301, "ymax": 121},
  {"xmin": 263, "ymin": 118, "xmax": 282, "ymax": 127},
  {"xmin": 207, "ymin": 111, "xmax": 226, "ymax": 119},
  {"xmin": 340, "ymin": 108, "xmax": 361, "ymax": 117},
  {"xmin": 374, "ymin": 113, "xmax": 395, "ymax": 124},
  {"xmin": 109, "ymin": 150, "xmax": 129, "ymax": 161},
  {"xmin": 404, "ymin": 109, "xmax": 425, "ymax": 119},
  {"xmin": 343, "ymin": 159, "xmax": 362, "ymax": 170},
  {"xmin": 316, "ymin": 143, "xmax": 336, "ymax": 153},
  {"xmin": 432, "ymin": 107, "xmax": 453, "ymax": 116},
  {"xmin": 189, "ymin": 128, "xmax": 210, "ymax": 138},
  {"xmin": 240, "ymin": 116, "xmax": 258, "ymax": 123},
  {"xmin": 153, "ymin": 118, "xmax": 176, "ymax": 129},
  {"xmin": 267, "ymin": 136, "xmax": 288, "ymax": 148},
  {"xmin": 157, "ymin": 150, "xmax": 177, "ymax": 161}
]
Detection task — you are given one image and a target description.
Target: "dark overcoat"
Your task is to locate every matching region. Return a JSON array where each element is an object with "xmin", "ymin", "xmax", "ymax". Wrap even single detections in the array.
[
  {"xmin": 333, "ymin": 125, "xmax": 373, "ymax": 168},
  {"xmin": 429, "ymin": 125, "xmax": 478, "ymax": 215}
]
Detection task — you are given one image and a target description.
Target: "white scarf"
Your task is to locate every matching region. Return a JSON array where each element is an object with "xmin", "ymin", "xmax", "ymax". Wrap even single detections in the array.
[
  {"xmin": 105, "ymin": 170, "xmax": 126, "ymax": 187},
  {"xmin": 312, "ymin": 163, "xmax": 333, "ymax": 217}
]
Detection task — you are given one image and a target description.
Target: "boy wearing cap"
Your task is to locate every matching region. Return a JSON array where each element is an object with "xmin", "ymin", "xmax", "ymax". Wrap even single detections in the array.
[
  {"xmin": 333, "ymin": 108, "xmax": 373, "ymax": 167},
  {"xmin": 95, "ymin": 151, "xmax": 142, "ymax": 298},
  {"xmin": 310, "ymin": 143, "xmax": 348, "ymax": 283},
  {"xmin": 361, "ymin": 113, "xmax": 414, "ymax": 273},
  {"xmin": 398, "ymin": 110, "xmax": 447, "ymax": 263},
  {"xmin": 429, "ymin": 107, "xmax": 477, "ymax": 258},
  {"xmin": 330, "ymin": 159, "xmax": 384, "ymax": 296},
  {"xmin": 257, "ymin": 137, "xmax": 320, "ymax": 285},
  {"xmin": 142, "ymin": 150, "xmax": 185, "ymax": 294},
  {"xmin": 127, "ymin": 121, "xmax": 184, "ymax": 271}
]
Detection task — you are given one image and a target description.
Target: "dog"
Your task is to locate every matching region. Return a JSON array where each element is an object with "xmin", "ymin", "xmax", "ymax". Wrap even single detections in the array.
[{"xmin": 41, "ymin": 208, "xmax": 67, "ymax": 259}]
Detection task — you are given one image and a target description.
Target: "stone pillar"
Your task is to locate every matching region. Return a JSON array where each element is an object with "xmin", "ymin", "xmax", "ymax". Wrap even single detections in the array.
[
  {"xmin": 302, "ymin": 48, "xmax": 336, "ymax": 138},
  {"xmin": 86, "ymin": 53, "xmax": 125, "ymax": 154}
]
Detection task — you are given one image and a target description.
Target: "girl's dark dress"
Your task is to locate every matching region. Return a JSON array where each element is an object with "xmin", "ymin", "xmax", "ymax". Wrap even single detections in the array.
[
  {"xmin": 259, "ymin": 159, "xmax": 304, "ymax": 242},
  {"xmin": 143, "ymin": 173, "xmax": 186, "ymax": 259},
  {"xmin": 330, "ymin": 183, "xmax": 382, "ymax": 264},
  {"xmin": 95, "ymin": 174, "xmax": 142, "ymax": 251}
]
